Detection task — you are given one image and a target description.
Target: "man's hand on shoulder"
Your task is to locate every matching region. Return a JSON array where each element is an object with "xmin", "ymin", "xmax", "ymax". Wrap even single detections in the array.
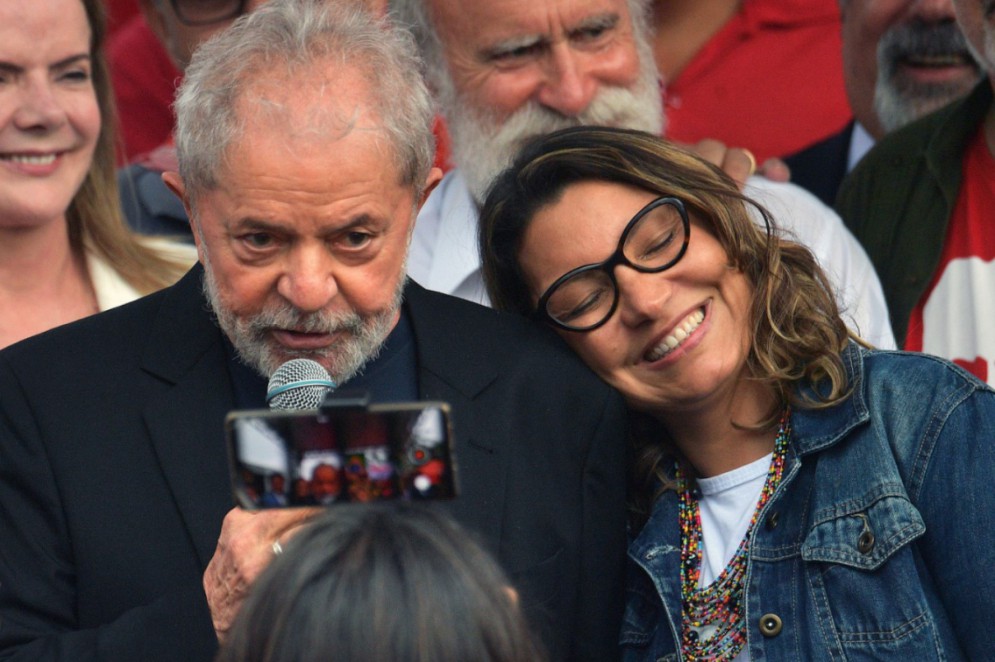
[
  {"xmin": 204, "ymin": 506, "xmax": 320, "ymax": 643},
  {"xmin": 685, "ymin": 138, "xmax": 791, "ymax": 188}
]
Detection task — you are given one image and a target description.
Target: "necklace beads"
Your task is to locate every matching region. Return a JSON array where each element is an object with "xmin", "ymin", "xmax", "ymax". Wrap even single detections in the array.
[{"xmin": 676, "ymin": 408, "xmax": 791, "ymax": 662}]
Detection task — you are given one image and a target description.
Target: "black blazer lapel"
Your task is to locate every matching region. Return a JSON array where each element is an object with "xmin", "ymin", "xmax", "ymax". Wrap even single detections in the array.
[
  {"xmin": 403, "ymin": 281, "xmax": 507, "ymax": 543},
  {"xmin": 141, "ymin": 266, "xmax": 237, "ymax": 567}
]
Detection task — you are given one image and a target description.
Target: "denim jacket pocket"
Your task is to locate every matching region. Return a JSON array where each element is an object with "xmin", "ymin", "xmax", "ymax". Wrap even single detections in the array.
[
  {"xmin": 801, "ymin": 487, "xmax": 925, "ymax": 569},
  {"xmin": 799, "ymin": 489, "xmax": 943, "ymax": 659}
]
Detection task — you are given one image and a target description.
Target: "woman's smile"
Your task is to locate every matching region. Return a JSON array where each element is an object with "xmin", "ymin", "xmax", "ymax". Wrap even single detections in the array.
[{"xmin": 520, "ymin": 180, "xmax": 754, "ymax": 416}]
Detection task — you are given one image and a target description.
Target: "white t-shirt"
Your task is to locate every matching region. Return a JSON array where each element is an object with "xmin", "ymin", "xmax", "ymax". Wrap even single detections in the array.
[{"xmin": 693, "ymin": 452, "xmax": 773, "ymax": 662}]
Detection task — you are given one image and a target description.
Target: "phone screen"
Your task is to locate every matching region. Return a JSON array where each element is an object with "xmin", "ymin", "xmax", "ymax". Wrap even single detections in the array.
[{"xmin": 226, "ymin": 403, "xmax": 457, "ymax": 508}]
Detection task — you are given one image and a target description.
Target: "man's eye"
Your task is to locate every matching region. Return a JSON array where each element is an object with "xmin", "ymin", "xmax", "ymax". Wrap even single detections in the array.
[
  {"xmin": 489, "ymin": 42, "xmax": 542, "ymax": 63},
  {"xmin": 343, "ymin": 231, "xmax": 373, "ymax": 248},
  {"xmin": 574, "ymin": 25, "xmax": 608, "ymax": 42},
  {"xmin": 242, "ymin": 233, "xmax": 274, "ymax": 249}
]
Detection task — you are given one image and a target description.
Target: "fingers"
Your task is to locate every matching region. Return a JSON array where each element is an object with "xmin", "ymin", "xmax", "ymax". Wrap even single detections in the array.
[
  {"xmin": 203, "ymin": 551, "xmax": 246, "ymax": 643},
  {"xmin": 204, "ymin": 507, "xmax": 321, "ymax": 642},
  {"xmin": 687, "ymin": 138, "xmax": 728, "ymax": 168},
  {"xmin": 757, "ymin": 157, "xmax": 791, "ymax": 183},
  {"xmin": 742, "ymin": 149, "xmax": 757, "ymax": 177},
  {"xmin": 718, "ymin": 147, "xmax": 757, "ymax": 189},
  {"xmin": 273, "ymin": 506, "xmax": 322, "ymax": 544},
  {"xmin": 685, "ymin": 138, "xmax": 758, "ymax": 189}
]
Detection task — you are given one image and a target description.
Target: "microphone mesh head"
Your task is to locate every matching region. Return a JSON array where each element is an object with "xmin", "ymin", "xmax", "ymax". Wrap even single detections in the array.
[{"xmin": 266, "ymin": 359, "xmax": 337, "ymax": 411}]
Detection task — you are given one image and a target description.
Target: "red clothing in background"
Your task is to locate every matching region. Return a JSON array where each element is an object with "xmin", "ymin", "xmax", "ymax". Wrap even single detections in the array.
[
  {"xmin": 904, "ymin": 126, "xmax": 995, "ymax": 385},
  {"xmin": 662, "ymin": 0, "xmax": 850, "ymax": 163},
  {"xmin": 107, "ymin": 15, "xmax": 181, "ymax": 163},
  {"xmin": 104, "ymin": 0, "xmax": 140, "ymax": 36}
]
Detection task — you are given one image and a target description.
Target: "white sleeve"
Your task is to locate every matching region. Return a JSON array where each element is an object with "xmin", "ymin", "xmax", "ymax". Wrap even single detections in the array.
[{"xmin": 744, "ymin": 178, "xmax": 897, "ymax": 350}]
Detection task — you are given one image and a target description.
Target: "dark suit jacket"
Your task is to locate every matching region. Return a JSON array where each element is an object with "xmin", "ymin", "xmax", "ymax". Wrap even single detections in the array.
[
  {"xmin": 783, "ymin": 121, "xmax": 854, "ymax": 208},
  {"xmin": 0, "ymin": 266, "xmax": 628, "ymax": 661}
]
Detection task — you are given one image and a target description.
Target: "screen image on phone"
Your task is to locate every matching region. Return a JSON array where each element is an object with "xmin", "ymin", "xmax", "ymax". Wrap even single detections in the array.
[{"xmin": 226, "ymin": 402, "xmax": 457, "ymax": 508}]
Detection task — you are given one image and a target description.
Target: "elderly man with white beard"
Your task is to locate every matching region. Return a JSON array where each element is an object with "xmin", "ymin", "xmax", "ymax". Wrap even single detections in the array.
[{"xmin": 392, "ymin": 0, "xmax": 898, "ymax": 350}]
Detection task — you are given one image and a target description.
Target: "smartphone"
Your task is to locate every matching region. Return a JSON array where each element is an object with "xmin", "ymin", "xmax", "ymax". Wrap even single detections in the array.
[{"xmin": 225, "ymin": 402, "xmax": 457, "ymax": 508}]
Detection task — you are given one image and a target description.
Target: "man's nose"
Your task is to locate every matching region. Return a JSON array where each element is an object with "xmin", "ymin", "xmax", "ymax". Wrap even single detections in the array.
[
  {"xmin": 536, "ymin": 44, "xmax": 599, "ymax": 117},
  {"xmin": 909, "ymin": 0, "xmax": 957, "ymax": 22},
  {"xmin": 276, "ymin": 248, "xmax": 340, "ymax": 312}
]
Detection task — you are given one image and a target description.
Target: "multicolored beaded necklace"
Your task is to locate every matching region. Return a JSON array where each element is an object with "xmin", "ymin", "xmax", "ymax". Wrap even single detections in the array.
[{"xmin": 676, "ymin": 408, "xmax": 791, "ymax": 662}]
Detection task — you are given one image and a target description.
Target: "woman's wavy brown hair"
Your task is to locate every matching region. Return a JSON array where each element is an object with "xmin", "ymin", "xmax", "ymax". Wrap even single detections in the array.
[
  {"xmin": 69, "ymin": 0, "xmax": 189, "ymax": 293},
  {"xmin": 479, "ymin": 126, "xmax": 860, "ymax": 519}
]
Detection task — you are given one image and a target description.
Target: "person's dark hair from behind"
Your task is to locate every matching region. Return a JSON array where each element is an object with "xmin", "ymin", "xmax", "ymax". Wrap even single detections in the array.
[{"xmin": 217, "ymin": 503, "xmax": 546, "ymax": 662}]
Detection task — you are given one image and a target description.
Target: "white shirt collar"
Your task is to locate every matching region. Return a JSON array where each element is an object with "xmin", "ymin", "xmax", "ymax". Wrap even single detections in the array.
[{"xmin": 847, "ymin": 121, "xmax": 876, "ymax": 172}]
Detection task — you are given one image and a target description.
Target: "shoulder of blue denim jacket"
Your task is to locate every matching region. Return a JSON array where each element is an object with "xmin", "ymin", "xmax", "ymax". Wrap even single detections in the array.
[
  {"xmin": 800, "ymin": 482, "xmax": 925, "ymax": 570},
  {"xmin": 866, "ymin": 351, "xmax": 990, "ymax": 436},
  {"xmin": 791, "ymin": 346, "xmax": 989, "ymax": 459}
]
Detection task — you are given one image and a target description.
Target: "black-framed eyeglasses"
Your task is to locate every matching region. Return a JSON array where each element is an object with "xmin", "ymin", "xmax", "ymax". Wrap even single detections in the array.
[
  {"xmin": 165, "ymin": 0, "xmax": 247, "ymax": 26},
  {"xmin": 533, "ymin": 196, "xmax": 691, "ymax": 332}
]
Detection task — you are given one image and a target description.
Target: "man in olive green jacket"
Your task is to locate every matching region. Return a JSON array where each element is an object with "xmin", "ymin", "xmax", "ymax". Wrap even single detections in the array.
[
  {"xmin": 836, "ymin": 81, "xmax": 991, "ymax": 346},
  {"xmin": 835, "ymin": 0, "xmax": 995, "ymax": 390}
]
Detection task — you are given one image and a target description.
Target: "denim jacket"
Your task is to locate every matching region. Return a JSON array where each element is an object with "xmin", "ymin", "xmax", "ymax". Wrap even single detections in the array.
[{"xmin": 622, "ymin": 344, "xmax": 995, "ymax": 661}]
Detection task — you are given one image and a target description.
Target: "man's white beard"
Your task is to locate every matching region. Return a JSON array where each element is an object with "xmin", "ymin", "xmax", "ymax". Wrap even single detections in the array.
[
  {"xmin": 873, "ymin": 19, "xmax": 982, "ymax": 134},
  {"xmin": 438, "ymin": 37, "xmax": 665, "ymax": 204},
  {"xmin": 202, "ymin": 261, "xmax": 404, "ymax": 382}
]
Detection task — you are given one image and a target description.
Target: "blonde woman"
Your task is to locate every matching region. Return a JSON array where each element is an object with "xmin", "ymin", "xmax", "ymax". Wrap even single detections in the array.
[{"xmin": 0, "ymin": 0, "xmax": 194, "ymax": 349}]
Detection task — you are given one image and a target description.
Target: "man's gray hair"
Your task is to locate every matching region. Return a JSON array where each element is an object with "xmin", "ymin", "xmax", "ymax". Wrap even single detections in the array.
[
  {"xmin": 389, "ymin": 0, "xmax": 653, "ymax": 90},
  {"xmin": 174, "ymin": 0, "xmax": 436, "ymax": 204}
]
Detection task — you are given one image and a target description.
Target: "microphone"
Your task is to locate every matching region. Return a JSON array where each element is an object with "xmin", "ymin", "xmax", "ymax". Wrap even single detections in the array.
[{"xmin": 266, "ymin": 359, "xmax": 337, "ymax": 410}]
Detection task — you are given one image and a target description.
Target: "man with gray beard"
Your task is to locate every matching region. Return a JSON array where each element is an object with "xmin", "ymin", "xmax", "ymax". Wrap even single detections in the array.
[
  {"xmin": 786, "ymin": 0, "xmax": 981, "ymax": 205},
  {"xmin": 199, "ymin": 246, "xmax": 403, "ymax": 384},
  {"xmin": 0, "ymin": 2, "xmax": 630, "ymax": 660},
  {"xmin": 393, "ymin": 0, "xmax": 898, "ymax": 349},
  {"xmin": 836, "ymin": 0, "xmax": 995, "ymax": 385}
]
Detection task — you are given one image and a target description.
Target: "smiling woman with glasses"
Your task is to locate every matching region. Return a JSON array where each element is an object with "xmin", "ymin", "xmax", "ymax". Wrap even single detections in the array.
[
  {"xmin": 479, "ymin": 126, "xmax": 995, "ymax": 662},
  {"xmin": 535, "ymin": 195, "xmax": 690, "ymax": 332}
]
